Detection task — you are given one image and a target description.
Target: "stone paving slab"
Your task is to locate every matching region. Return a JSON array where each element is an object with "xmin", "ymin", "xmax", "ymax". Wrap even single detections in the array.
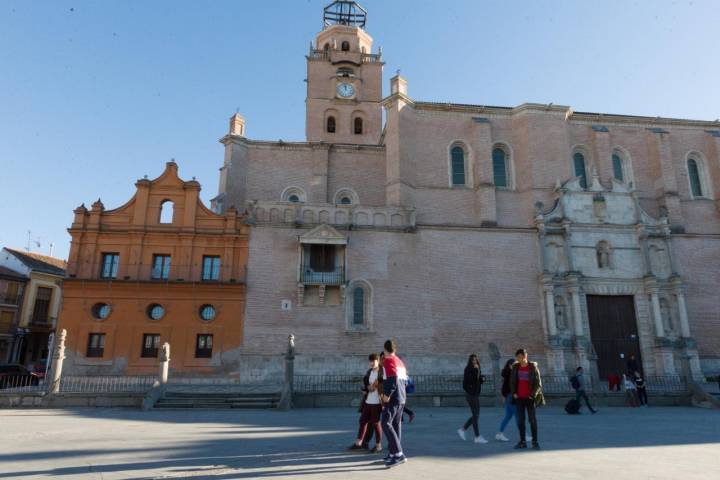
[{"xmin": 0, "ymin": 407, "xmax": 718, "ymax": 479}]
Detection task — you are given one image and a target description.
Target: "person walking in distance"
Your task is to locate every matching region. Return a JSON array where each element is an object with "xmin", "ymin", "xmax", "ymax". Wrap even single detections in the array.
[
  {"xmin": 457, "ymin": 354, "xmax": 487, "ymax": 444},
  {"xmin": 571, "ymin": 367, "xmax": 598, "ymax": 414},
  {"xmin": 381, "ymin": 339, "xmax": 409, "ymax": 468},
  {"xmin": 510, "ymin": 348, "xmax": 544, "ymax": 450},
  {"xmin": 634, "ymin": 371, "xmax": 648, "ymax": 407},
  {"xmin": 349, "ymin": 353, "xmax": 383, "ymax": 453}
]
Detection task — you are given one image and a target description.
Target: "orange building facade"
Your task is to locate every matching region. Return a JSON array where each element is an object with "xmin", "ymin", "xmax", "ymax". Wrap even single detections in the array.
[{"xmin": 57, "ymin": 162, "xmax": 249, "ymax": 376}]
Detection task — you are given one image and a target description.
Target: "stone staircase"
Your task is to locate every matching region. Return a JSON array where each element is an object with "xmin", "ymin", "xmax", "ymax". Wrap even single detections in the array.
[{"xmin": 154, "ymin": 391, "xmax": 280, "ymax": 409}]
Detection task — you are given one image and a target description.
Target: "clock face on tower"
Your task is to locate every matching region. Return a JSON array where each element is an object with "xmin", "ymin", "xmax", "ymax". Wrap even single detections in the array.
[{"xmin": 336, "ymin": 82, "xmax": 355, "ymax": 98}]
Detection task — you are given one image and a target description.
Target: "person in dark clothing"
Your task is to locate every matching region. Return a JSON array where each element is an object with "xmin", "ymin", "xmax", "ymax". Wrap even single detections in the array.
[
  {"xmin": 381, "ymin": 339, "xmax": 409, "ymax": 468},
  {"xmin": 572, "ymin": 367, "xmax": 598, "ymax": 414},
  {"xmin": 495, "ymin": 358, "xmax": 520, "ymax": 442},
  {"xmin": 510, "ymin": 348, "xmax": 544, "ymax": 450},
  {"xmin": 457, "ymin": 354, "xmax": 487, "ymax": 444},
  {"xmin": 350, "ymin": 353, "xmax": 383, "ymax": 453},
  {"xmin": 627, "ymin": 355, "xmax": 639, "ymax": 375},
  {"xmin": 634, "ymin": 371, "xmax": 648, "ymax": 406}
]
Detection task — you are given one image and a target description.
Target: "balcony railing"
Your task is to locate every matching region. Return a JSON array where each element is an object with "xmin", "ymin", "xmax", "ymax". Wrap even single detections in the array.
[
  {"xmin": 300, "ymin": 266, "xmax": 345, "ymax": 285},
  {"xmin": 0, "ymin": 295, "xmax": 21, "ymax": 306},
  {"xmin": 29, "ymin": 316, "xmax": 51, "ymax": 326}
]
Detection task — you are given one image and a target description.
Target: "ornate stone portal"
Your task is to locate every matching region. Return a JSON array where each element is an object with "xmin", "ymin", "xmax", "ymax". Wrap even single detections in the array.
[{"xmin": 536, "ymin": 172, "xmax": 703, "ymax": 381}]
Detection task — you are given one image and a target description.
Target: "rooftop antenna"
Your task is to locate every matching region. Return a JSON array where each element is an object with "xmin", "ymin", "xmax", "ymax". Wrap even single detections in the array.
[
  {"xmin": 26, "ymin": 230, "xmax": 41, "ymax": 252},
  {"xmin": 323, "ymin": 1, "xmax": 367, "ymax": 29}
]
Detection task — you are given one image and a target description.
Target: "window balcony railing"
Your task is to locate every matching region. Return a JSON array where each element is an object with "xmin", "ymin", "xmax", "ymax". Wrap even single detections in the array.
[
  {"xmin": 301, "ymin": 266, "xmax": 345, "ymax": 285},
  {"xmin": 0, "ymin": 295, "xmax": 21, "ymax": 306},
  {"xmin": 30, "ymin": 316, "xmax": 51, "ymax": 326}
]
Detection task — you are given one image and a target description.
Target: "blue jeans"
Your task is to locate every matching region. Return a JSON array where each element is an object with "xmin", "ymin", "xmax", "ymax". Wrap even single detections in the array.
[{"xmin": 498, "ymin": 393, "xmax": 517, "ymax": 432}]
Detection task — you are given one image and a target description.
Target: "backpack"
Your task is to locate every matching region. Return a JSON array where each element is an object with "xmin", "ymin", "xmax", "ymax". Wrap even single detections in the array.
[
  {"xmin": 570, "ymin": 375, "xmax": 580, "ymax": 390},
  {"xmin": 565, "ymin": 399, "xmax": 581, "ymax": 414}
]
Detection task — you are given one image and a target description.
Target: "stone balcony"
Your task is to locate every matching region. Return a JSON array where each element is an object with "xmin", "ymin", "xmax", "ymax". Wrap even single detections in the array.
[{"xmin": 247, "ymin": 202, "xmax": 416, "ymax": 230}]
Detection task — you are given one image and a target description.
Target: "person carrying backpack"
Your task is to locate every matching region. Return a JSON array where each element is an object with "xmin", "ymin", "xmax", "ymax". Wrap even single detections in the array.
[{"xmin": 571, "ymin": 367, "xmax": 597, "ymax": 414}]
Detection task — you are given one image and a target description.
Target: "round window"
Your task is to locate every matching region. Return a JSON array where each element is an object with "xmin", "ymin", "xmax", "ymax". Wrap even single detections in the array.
[
  {"xmin": 91, "ymin": 303, "xmax": 111, "ymax": 320},
  {"xmin": 199, "ymin": 304, "xmax": 216, "ymax": 321},
  {"xmin": 146, "ymin": 303, "xmax": 165, "ymax": 320}
]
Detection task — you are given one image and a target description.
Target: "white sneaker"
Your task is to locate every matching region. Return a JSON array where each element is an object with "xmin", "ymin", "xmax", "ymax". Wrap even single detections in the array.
[
  {"xmin": 474, "ymin": 435, "xmax": 488, "ymax": 444},
  {"xmin": 457, "ymin": 428, "xmax": 466, "ymax": 441},
  {"xmin": 526, "ymin": 434, "xmax": 533, "ymax": 442},
  {"xmin": 495, "ymin": 432, "xmax": 510, "ymax": 442}
]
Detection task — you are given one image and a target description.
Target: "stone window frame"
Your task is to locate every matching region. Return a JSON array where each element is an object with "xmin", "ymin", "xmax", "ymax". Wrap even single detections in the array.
[
  {"xmin": 570, "ymin": 145, "xmax": 592, "ymax": 190},
  {"xmin": 611, "ymin": 146, "xmax": 634, "ymax": 187},
  {"xmin": 685, "ymin": 151, "xmax": 713, "ymax": 200},
  {"xmin": 281, "ymin": 186, "xmax": 307, "ymax": 204},
  {"xmin": 491, "ymin": 142, "xmax": 515, "ymax": 190},
  {"xmin": 345, "ymin": 279, "xmax": 373, "ymax": 332},
  {"xmin": 333, "ymin": 188, "xmax": 359, "ymax": 206},
  {"xmin": 447, "ymin": 140, "xmax": 473, "ymax": 188}
]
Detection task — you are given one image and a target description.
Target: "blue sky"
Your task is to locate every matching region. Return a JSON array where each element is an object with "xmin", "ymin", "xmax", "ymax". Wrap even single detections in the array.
[{"xmin": 1, "ymin": 0, "xmax": 718, "ymax": 259}]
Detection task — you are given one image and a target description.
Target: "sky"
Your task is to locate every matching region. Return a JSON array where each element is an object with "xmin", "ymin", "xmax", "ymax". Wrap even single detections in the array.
[{"xmin": 1, "ymin": 0, "xmax": 718, "ymax": 260}]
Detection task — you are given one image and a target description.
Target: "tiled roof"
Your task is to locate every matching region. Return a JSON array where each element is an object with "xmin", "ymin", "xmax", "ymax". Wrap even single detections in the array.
[
  {"xmin": 5, "ymin": 248, "xmax": 67, "ymax": 276},
  {"xmin": 0, "ymin": 265, "xmax": 26, "ymax": 281}
]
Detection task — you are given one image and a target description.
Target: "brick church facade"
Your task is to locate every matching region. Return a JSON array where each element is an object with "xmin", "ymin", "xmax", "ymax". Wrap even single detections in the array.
[{"xmin": 211, "ymin": 2, "xmax": 720, "ymax": 381}]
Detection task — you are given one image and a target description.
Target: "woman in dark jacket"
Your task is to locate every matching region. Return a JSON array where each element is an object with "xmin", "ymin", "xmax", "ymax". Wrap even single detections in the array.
[
  {"xmin": 457, "ymin": 354, "xmax": 487, "ymax": 443},
  {"xmin": 495, "ymin": 359, "xmax": 518, "ymax": 442}
]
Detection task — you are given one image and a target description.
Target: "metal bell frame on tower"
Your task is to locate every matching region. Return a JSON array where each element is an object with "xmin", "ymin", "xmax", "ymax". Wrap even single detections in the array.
[{"xmin": 323, "ymin": 1, "xmax": 367, "ymax": 29}]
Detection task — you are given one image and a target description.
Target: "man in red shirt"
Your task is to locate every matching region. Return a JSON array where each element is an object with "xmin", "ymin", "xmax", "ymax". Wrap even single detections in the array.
[{"xmin": 510, "ymin": 348, "xmax": 544, "ymax": 450}]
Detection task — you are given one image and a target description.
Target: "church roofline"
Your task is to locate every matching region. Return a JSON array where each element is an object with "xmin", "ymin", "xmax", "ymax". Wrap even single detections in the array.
[
  {"xmin": 384, "ymin": 92, "xmax": 720, "ymax": 129},
  {"xmin": 219, "ymin": 135, "xmax": 385, "ymax": 152}
]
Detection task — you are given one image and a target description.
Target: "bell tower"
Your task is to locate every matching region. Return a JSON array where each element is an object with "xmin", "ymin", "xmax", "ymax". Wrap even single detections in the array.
[{"xmin": 306, "ymin": 1, "xmax": 384, "ymax": 145}]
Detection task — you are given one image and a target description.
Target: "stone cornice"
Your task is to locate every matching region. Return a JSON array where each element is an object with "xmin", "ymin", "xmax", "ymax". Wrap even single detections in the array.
[
  {"xmin": 381, "ymin": 94, "xmax": 720, "ymax": 129},
  {"xmin": 219, "ymin": 135, "xmax": 384, "ymax": 152}
]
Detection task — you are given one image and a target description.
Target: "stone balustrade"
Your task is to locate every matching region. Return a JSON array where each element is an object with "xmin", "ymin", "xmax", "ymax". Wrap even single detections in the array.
[{"xmin": 249, "ymin": 202, "xmax": 416, "ymax": 230}]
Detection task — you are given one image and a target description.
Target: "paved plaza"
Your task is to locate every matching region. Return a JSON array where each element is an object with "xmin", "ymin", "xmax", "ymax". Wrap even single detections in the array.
[{"xmin": 0, "ymin": 407, "xmax": 718, "ymax": 479}]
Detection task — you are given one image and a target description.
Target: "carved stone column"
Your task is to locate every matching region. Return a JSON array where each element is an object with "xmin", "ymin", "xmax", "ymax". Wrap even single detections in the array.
[
  {"xmin": 568, "ymin": 285, "xmax": 584, "ymax": 337},
  {"xmin": 543, "ymin": 285, "xmax": 558, "ymax": 337},
  {"xmin": 649, "ymin": 288, "xmax": 666, "ymax": 338},
  {"xmin": 159, "ymin": 342, "xmax": 170, "ymax": 385},
  {"xmin": 49, "ymin": 329, "xmax": 67, "ymax": 394},
  {"xmin": 675, "ymin": 291, "xmax": 691, "ymax": 339}
]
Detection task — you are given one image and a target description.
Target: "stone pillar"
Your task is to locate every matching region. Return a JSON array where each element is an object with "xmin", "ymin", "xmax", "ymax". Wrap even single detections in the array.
[
  {"xmin": 49, "ymin": 329, "xmax": 66, "ymax": 394},
  {"xmin": 544, "ymin": 285, "xmax": 557, "ymax": 337},
  {"xmin": 569, "ymin": 286, "xmax": 584, "ymax": 337},
  {"xmin": 159, "ymin": 342, "xmax": 170, "ymax": 385},
  {"xmin": 649, "ymin": 290, "xmax": 665, "ymax": 338},
  {"xmin": 675, "ymin": 292, "xmax": 691, "ymax": 338},
  {"xmin": 278, "ymin": 334, "xmax": 296, "ymax": 410}
]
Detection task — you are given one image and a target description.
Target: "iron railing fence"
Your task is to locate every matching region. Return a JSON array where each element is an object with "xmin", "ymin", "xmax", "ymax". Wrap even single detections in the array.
[
  {"xmin": 59, "ymin": 375, "xmax": 157, "ymax": 394},
  {"xmin": 645, "ymin": 375, "xmax": 687, "ymax": 393},
  {"xmin": 293, "ymin": 374, "xmax": 496, "ymax": 395},
  {"xmin": 0, "ymin": 375, "xmax": 44, "ymax": 393},
  {"xmin": 0, "ymin": 295, "xmax": 21, "ymax": 306},
  {"xmin": 542, "ymin": 375, "xmax": 577, "ymax": 394},
  {"xmin": 300, "ymin": 266, "xmax": 345, "ymax": 285},
  {"xmin": 543, "ymin": 375, "xmax": 688, "ymax": 395}
]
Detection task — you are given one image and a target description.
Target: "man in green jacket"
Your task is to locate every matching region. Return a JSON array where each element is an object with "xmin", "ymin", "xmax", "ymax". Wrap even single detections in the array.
[{"xmin": 510, "ymin": 348, "xmax": 544, "ymax": 450}]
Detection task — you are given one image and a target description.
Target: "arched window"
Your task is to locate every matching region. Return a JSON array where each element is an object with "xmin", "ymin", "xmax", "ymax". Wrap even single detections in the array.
[
  {"xmin": 354, "ymin": 117, "xmax": 363, "ymax": 134},
  {"xmin": 346, "ymin": 280, "xmax": 372, "ymax": 331},
  {"xmin": 573, "ymin": 152, "xmax": 588, "ymax": 189},
  {"xmin": 334, "ymin": 188, "xmax": 359, "ymax": 206},
  {"xmin": 450, "ymin": 146, "xmax": 466, "ymax": 186},
  {"xmin": 341, "ymin": 41, "xmax": 350, "ymax": 51},
  {"xmin": 687, "ymin": 158, "xmax": 703, "ymax": 197},
  {"xmin": 281, "ymin": 186, "xmax": 306, "ymax": 203},
  {"xmin": 492, "ymin": 147, "xmax": 508, "ymax": 188},
  {"xmin": 323, "ymin": 43, "xmax": 330, "ymax": 51},
  {"xmin": 326, "ymin": 116, "xmax": 336, "ymax": 133},
  {"xmin": 352, "ymin": 287, "xmax": 365, "ymax": 325},
  {"xmin": 612, "ymin": 153, "xmax": 624, "ymax": 182},
  {"xmin": 159, "ymin": 200, "xmax": 174, "ymax": 224}
]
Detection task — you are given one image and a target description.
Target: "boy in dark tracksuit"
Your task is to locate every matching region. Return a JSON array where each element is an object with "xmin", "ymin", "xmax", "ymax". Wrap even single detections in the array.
[{"xmin": 381, "ymin": 339, "xmax": 408, "ymax": 468}]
